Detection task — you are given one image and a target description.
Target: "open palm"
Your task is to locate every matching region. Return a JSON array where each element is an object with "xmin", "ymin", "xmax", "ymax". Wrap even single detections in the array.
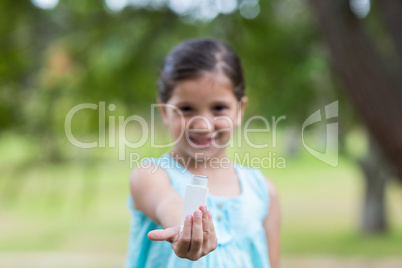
[{"xmin": 148, "ymin": 205, "xmax": 217, "ymax": 261}]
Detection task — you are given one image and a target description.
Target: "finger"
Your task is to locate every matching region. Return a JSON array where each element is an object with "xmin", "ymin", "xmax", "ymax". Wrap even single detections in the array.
[
  {"xmin": 200, "ymin": 205, "xmax": 209, "ymax": 233},
  {"xmin": 200, "ymin": 205, "xmax": 210, "ymax": 255},
  {"xmin": 148, "ymin": 226, "xmax": 180, "ymax": 242},
  {"xmin": 175, "ymin": 215, "xmax": 192, "ymax": 256},
  {"xmin": 208, "ymin": 210, "xmax": 218, "ymax": 250},
  {"xmin": 188, "ymin": 210, "xmax": 203, "ymax": 256}
]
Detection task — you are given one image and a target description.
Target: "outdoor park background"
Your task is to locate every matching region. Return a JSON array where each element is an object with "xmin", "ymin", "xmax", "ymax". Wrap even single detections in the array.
[{"xmin": 1, "ymin": 0, "xmax": 402, "ymax": 267}]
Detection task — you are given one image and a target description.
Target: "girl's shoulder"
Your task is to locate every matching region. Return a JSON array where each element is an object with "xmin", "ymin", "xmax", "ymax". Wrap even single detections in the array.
[
  {"xmin": 235, "ymin": 163, "xmax": 268, "ymax": 190},
  {"xmin": 131, "ymin": 155, "xmax": 169, "ymax": 180},
  {"xmin": 132, "ymin": 153, "xmax": 190, "ymax": 195},
  {"xmin": 129, "ymin": 154, "xmax": 180, "ymax": 213},
  {"xmin": 234, "ymin": 163, "xmax": 279, "ymax": 210}
]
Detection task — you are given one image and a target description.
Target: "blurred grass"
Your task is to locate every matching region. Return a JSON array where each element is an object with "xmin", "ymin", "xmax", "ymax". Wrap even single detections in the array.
[{"xmin": 0, "ymin": 128, "xmax": 401, "ymax": 259}]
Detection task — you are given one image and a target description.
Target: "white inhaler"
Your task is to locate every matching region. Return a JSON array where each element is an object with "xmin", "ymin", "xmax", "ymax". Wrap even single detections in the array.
[{"xmin": 180, "ymin": 174, "xmax": 209, "ymax": 235}]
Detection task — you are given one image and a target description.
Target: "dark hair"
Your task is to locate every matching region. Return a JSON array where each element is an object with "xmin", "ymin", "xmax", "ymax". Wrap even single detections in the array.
[{"xmin": 158, "ymin": 38, "xmax": 245, "ymax": 103}]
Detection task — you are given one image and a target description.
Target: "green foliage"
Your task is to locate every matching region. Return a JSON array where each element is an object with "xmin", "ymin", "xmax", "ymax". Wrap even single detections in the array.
[{"xmin": 0, "ymin": 0, "xmax": 336, "ymax": 139}]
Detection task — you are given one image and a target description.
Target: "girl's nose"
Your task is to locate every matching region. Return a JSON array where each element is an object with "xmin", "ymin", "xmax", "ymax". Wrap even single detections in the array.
[{"xmin": 189, "ymin": 115, "xmax": 213, "ymax": 132}]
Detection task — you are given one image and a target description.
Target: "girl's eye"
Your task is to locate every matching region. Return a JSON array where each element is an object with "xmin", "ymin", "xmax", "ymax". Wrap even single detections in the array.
[
  {"xmin": 213, "ymin": 105, "xmax": 227, "ymax": 112},
  {"xmin": 179, "ymin": 106, "xmax": 192, "ymax": 112}
]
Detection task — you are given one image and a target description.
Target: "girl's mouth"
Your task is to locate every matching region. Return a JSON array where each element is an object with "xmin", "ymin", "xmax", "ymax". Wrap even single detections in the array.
[{"xmin": 189, "ymin": 136, "xmax": 214, "ymax": 146}]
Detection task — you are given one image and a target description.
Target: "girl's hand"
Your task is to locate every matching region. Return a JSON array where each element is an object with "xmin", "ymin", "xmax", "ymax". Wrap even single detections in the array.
[{"xmin": 148, "ymin": 205, "xmax": 218, "ymax": 261}]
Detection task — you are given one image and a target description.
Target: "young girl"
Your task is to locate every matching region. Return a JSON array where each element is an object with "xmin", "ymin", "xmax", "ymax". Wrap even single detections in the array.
[{"xmin": 125, "ymin": 39, "xmax": 280, "ymax": 268}]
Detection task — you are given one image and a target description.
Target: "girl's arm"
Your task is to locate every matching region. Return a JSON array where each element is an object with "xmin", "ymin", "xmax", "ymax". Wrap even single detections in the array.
[
  {"xmin": 130, "ymin": 164, "xmax": 183, "ymax": 227},
  {"xmin": 263, "ymin": 178, "xmax": 281, "ymax": 268},
  {"xmin": 130, "ymin": 164, "xmax": 217, "ymax": 260}
]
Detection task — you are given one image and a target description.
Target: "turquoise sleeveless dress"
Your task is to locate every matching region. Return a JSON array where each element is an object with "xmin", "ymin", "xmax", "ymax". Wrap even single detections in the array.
[{"xmin": 125, "ymin": 153, "xmax": 271, "ymax": 268}]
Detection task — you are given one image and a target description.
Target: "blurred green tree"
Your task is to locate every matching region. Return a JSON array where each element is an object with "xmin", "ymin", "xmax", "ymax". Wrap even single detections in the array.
[
  {"xmin": 311, "ymin": 0, "xmax": 402, "ymax": 233},
  {"xmin": 1, "ymin": 0, "xmax": 323, "ymax": 160}
]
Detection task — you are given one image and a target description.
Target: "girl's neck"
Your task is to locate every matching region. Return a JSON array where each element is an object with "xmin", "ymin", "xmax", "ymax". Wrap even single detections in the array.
[{"xmin": 169, "ymin": 151, "xmax": 232, "ymax": 175}]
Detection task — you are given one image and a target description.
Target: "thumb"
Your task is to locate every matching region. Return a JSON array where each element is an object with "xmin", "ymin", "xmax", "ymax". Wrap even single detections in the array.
[{"xmin": 148, "ymin": 226, "xmax": 180, "ymax": 242}]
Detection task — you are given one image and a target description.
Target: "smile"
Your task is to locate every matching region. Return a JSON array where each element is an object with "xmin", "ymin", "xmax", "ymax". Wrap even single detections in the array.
[{"xmin": 189, "ymin": 135, "xmax": 214, "ymax": 146}]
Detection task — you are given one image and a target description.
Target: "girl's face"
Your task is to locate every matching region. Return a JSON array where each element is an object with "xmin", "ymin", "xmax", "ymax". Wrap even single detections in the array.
[{"xmin": 159, "ymin": 71, "xmax": 247, "ymax": 161}]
